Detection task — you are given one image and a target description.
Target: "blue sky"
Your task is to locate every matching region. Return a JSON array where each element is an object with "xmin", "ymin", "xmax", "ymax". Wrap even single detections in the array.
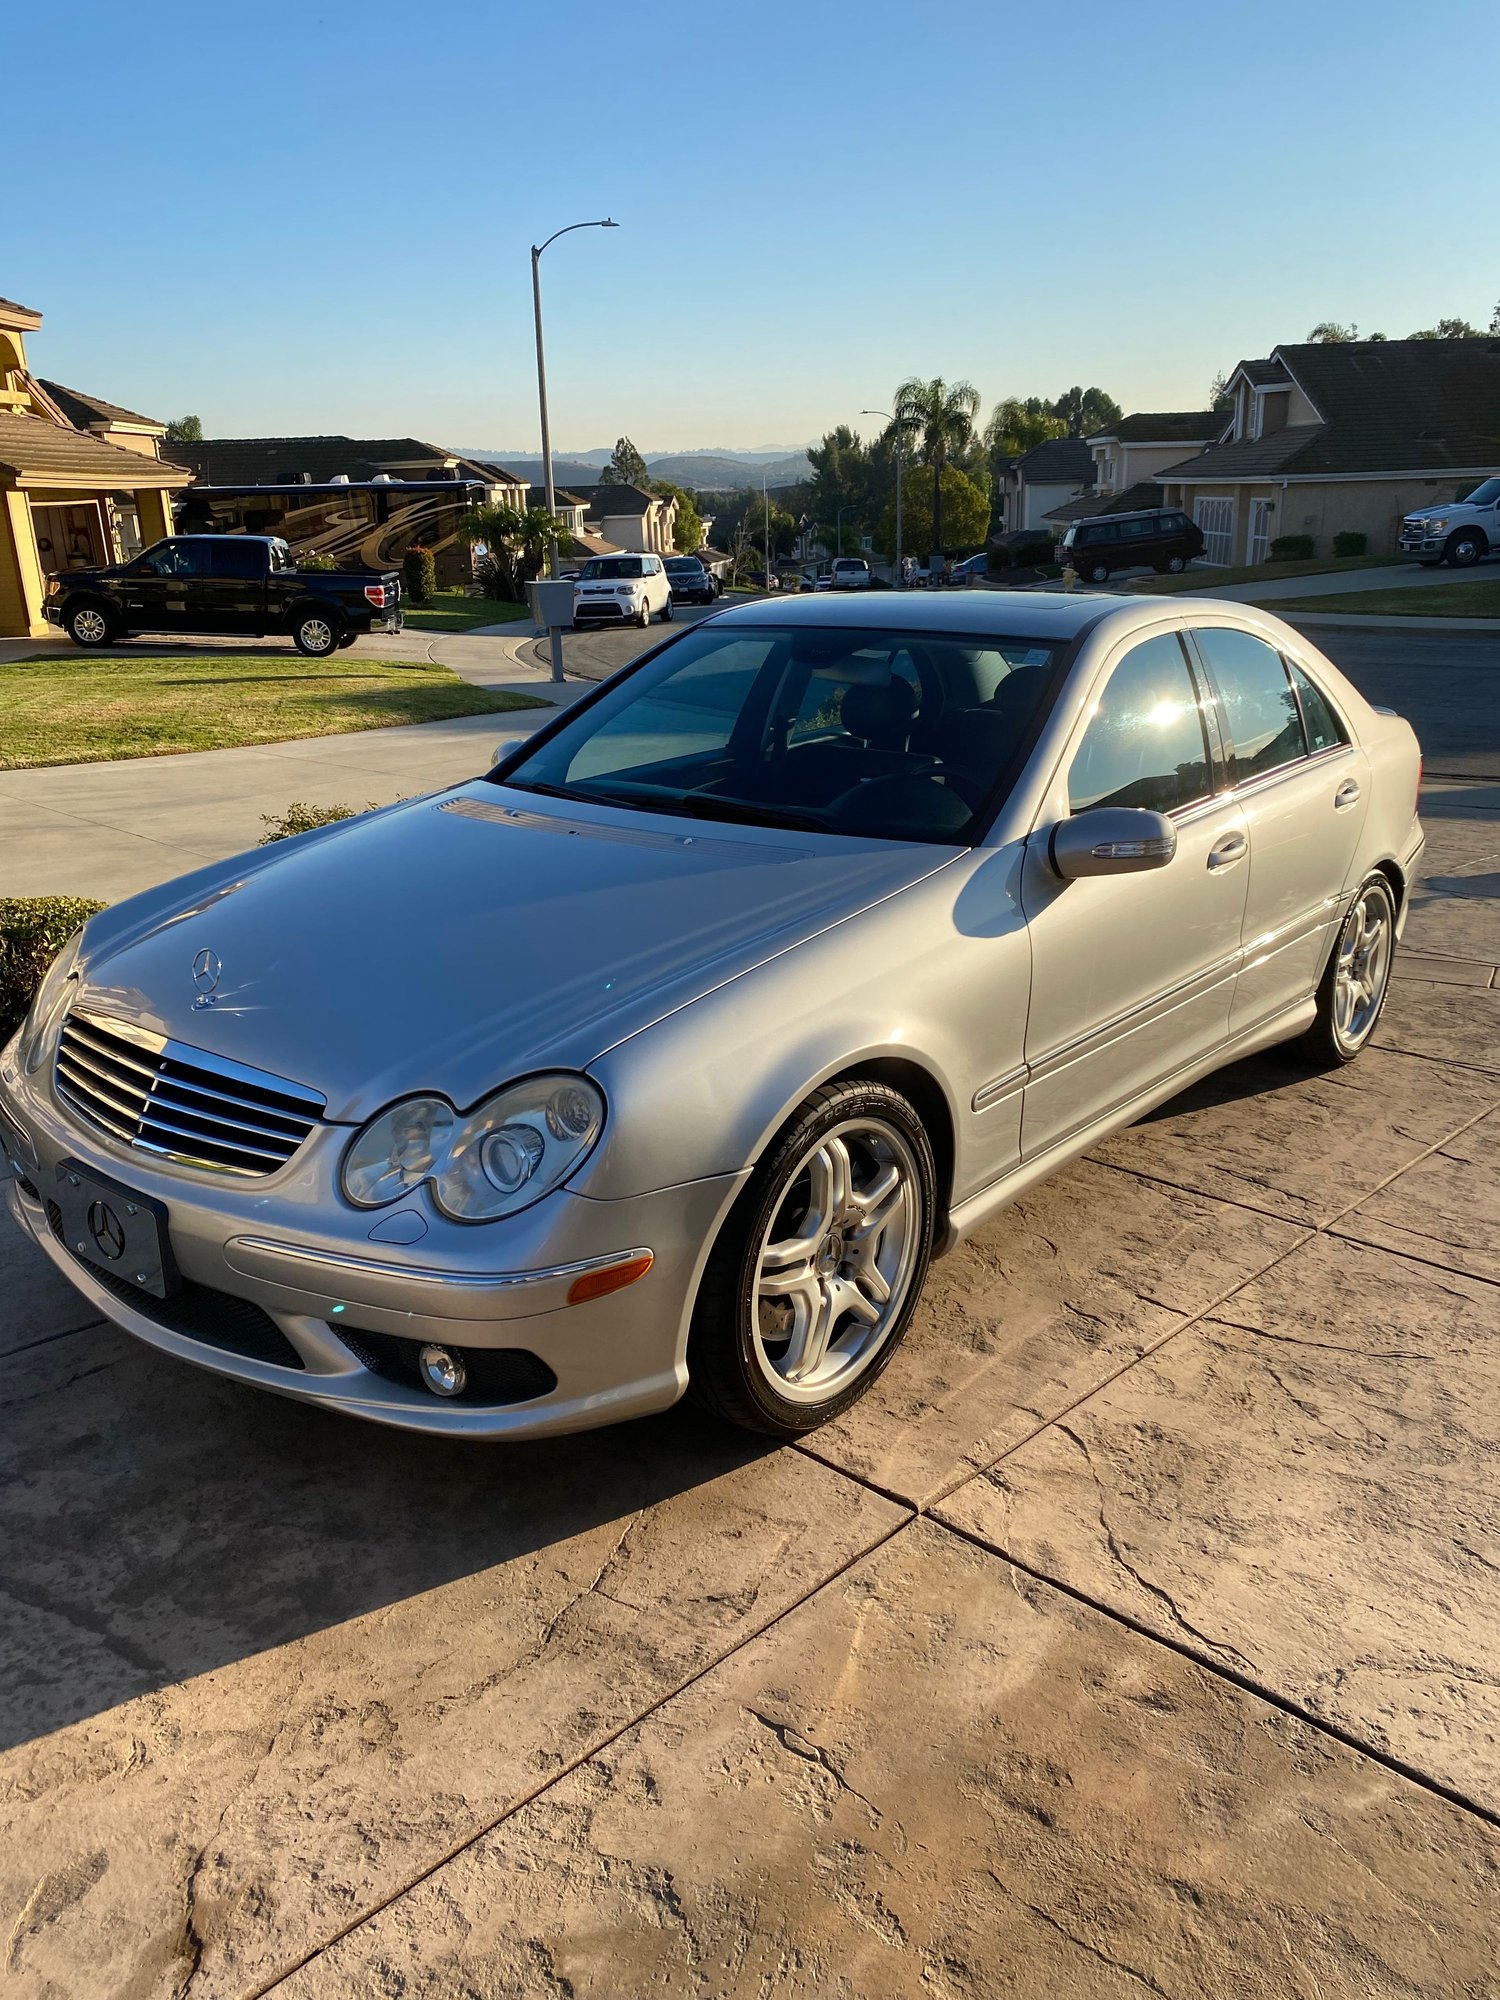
[{"xmin": 9, "ymin": 0, "xmax": 1497, "ymax": 454}]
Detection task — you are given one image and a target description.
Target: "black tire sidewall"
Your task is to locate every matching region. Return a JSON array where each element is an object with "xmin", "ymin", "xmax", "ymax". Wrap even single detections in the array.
[
  {"xmin": 1304, "ymin": 872, "xmax": 1397, "ymax": 1066},
  {"xmin": 294, "ymin": 611, "xmax": 341, "ymax": 656},
  {"xmin": 67, "ymin": 603, "xmax": 114, "ymax": 647},
  {"xmin": 687, "ymin": 1079, "xmax": 936, "ymax": 1437},
  {"xmin": 1448, "ymin": 533, "xmax": 1483, "ymax": 568}
]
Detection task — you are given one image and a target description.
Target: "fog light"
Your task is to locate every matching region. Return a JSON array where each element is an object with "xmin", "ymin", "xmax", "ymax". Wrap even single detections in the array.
[{"xmin": 418, "ymin": 1343, "xmax": 467, "ymax": 1397}]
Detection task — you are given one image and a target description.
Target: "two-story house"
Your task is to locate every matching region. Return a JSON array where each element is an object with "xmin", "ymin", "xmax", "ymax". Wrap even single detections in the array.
[
  {"xmin": 1000, "ymin": 438, "xmax": 1094, "ymax": 534},
  {"xmin": 572, "ymin": 482, "xmax": 679, "ymax": 555},
  {"xmin": 0, "ymin": 293, "xmax": 190, "ymax": 636},
  {"xmin": 1154, "ymin": 339, "xmax": 1500, "ymax": 564}
]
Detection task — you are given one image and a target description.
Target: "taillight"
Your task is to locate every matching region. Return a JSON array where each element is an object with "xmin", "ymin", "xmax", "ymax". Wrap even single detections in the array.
[{"xmin": 364, "ymin": 583, "xmax": 388, "ymax": 609}]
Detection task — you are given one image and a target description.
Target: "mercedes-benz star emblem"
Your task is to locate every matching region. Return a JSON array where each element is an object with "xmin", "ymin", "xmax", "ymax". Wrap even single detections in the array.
[
  {"xmin": 87, "ymin": 1199, "xmax": 126, "ymax": 1262},
  {"xmin": 191, "ymin": 948, "xmax": 222, "ymax": 1007}
]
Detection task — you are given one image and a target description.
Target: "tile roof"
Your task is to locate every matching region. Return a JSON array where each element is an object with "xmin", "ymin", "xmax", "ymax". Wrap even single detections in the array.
[
  {"xmin": 1236, "ymin": 358, "xmax": 1292, "ymax": 388},
  {"xmin": 574, "ymin": 482, "xmax": 662, "ymax": 516},
  {"xmin": 1090, "ymin": 410, "xmax": 1227, "ymax": 444},
  {"xmin": 0, "ymin": 296, "xmax": 43, "ymax": 328},
  {"xmin": 1154, "ymin": 424, "xmax": 1323, "ymax": 481},
  {"xmin": 39, "ymin": 379, "xmax": 165, "ymax": 431},
  {"xmin": 466, "ymin": 457, "xmax": 531, "ymax": 486},
  {"xmin": 0, "ymin": 410, "xmax": 191, "ymax": 488},
  {"xmin": 160, "ymin": 435, "xmax": 467, "ymax": 484},
  {"xmin": 1044, "ymin": 480, "xmax": 1166, "ymax": 525},
  {"xmin": 1015, "ymin": 437, "xmax": 1094, "ymax": 485}
]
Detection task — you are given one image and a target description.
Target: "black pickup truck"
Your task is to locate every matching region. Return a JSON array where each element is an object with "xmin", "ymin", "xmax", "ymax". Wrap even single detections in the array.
[{"xmin": 45, "ymin": 534, "xmax": 403, "ymax": 656}]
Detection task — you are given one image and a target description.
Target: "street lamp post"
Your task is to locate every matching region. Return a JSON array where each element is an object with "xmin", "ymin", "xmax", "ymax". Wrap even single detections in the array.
[
  {"xmin": 532, "ymin": 221, "xmax": 620, "ymax": 580},
  {"xmin": 762, "ymin": 469, "xmax": 771, "ymax": 590},
  {"xmin": 862, "ymin": 408, "xmax": 908, "ymax": 587}
]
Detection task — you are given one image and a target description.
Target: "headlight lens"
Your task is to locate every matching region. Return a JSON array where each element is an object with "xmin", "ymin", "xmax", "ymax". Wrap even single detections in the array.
[
  {"xmin": 341, "ymin": 1074, "xmax": 604, "ymax": 1221},
  {"xmin": 19, "ymin": 928, "xmax": 86, "ymax": 1075},
  {"xmin": 1425, "ymin": 517, "xmax": 1448, "ymax": 534}
]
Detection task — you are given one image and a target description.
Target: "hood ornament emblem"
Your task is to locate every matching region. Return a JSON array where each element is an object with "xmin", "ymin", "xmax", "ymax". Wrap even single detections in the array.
[{"xmin": 191, "ymin": 947, "xmax": 222, "ymax": 1008}]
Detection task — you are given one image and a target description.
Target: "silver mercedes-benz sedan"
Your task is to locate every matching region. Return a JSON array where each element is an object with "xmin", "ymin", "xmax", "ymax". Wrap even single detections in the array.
[{"xmin": 2, "ymin": 593, "xmax": 1422, "ymax": 1441}]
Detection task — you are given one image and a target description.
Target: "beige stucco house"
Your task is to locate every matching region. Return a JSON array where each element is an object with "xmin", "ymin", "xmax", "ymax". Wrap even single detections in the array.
[
  {"xmin": 1155, "ymin": 339, "xmax": 1500, "ymax": 564},
  {"xmin": 573, "ymin": 482, "xmax": 679, "ymax": 554},
  {"xmin": 0, "ymin": 294, "xmax": 189, "ymax": 637}
]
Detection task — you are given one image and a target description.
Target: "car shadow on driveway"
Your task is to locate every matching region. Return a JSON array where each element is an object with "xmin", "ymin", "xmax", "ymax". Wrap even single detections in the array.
[{"xmin": 0, "ymin": 1325, "xmax": 773, "ymax": 1752}]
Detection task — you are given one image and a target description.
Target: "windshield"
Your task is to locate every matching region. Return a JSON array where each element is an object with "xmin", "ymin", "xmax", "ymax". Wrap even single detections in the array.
[
  {"xmin": 494, "ymin": 622, "xmax": 1064, "ymax": 845},
  {"xmin": 581, "ymin": 556, "xmax": 645, "ymax": 579},
  {"xmin": 1461, "ymin": 477, "xmax": 1500, "ymax": 507},
  {"xmin": 665, "ymin": 557, "xmax": 702, "ymax": 572}
]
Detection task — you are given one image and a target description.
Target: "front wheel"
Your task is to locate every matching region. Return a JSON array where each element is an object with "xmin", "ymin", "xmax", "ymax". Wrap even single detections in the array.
[
  {"xmin": 293, "ymin": 610, "xmax": 342, "ymax": 657},
  {"xmin": 687, "ymin": 1080, "xmax": 935, "ymax": 1438},
  {"xmin": 1298, "ymin": 873, "xmax": 1396, "ymax": 1067},
  {"xmin": 659, "ymin": 595, "xmax": 673, "ymax": 621},
  {"xmin": 1085, "ymin": 560, "xmax": 1111, "ymax": 584},
  {"xmin": 66, "ymin": 603, "xmax": 115, "ymax": 648},
  {"xmin": 1165, "ymin": 553, "xmax": 1187, "ymax": 573},
  {"xmin": 1446, "ymin": 531, "xmax": 1486, "ymax": 568}
]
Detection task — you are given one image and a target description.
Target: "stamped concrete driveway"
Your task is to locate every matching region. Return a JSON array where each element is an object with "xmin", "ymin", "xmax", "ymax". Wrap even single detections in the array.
[{"xmin": 2, "ymin": 633, "xmax": 1498, "ymax": 1996}]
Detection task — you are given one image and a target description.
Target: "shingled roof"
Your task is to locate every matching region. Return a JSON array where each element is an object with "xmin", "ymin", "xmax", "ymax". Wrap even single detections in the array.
[
  {"xmin": 160, "ymin": 435, "xmax": 468, "ymax": 484},
  {"xmin": 1014, "ymin": 438, "xmax": 1094, "ymax": 484},
  {"xmin": 1089, "ymin": 410, "xmax": 1227, "ymax": 444},
  {"xmin": 40, "ymin": 379, "xmax": 165, "ymax": 431},
  {"xmin": 573, "ymin": 482, "xmax": 661, "ymax": 516},
  {"xmin": 0, "ymin": 410, "xmax": 190, "ymax": 489},
  {"xmin": 1159, "ymin": 339, "xmax": 1500, "ymax": 481}
]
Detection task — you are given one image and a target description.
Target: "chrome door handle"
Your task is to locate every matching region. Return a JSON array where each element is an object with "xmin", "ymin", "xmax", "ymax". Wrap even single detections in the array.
[
  {"xmin": 1334, "ymin": 779, "xmax": 1361, "ymax": 810},
  {"xmin": 1207, "ymin": 832, "xmax": 1247, "ymax": 869}
]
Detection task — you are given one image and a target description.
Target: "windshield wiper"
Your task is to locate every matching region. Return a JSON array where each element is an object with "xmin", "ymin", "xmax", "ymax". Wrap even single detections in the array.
[{"xmin": 645, "ymin": 791, "xmax": 829, "ymax": 834}]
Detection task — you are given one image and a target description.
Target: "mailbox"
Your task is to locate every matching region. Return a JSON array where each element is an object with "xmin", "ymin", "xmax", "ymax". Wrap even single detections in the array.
[{"xmin": 528, "ymin": 578, "xmax": 577, "ymax": 630}]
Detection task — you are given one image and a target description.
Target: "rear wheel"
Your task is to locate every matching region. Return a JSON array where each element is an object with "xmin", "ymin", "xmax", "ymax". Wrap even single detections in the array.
[
  {"xmin": 1165, "ymin": 552, "xmax": 1187, "ymax": 573},
  {"xmin": 1446, "ymin": 530, "xmax": 1486, "ymax": 568},
  {"xmin": 1085, "ymin": 560, "xmax": 1111, "ymax": 584},
  {"xmin": 660, "ymin": 595, "xmax": 673, "ymax": 621},
  {"xmin": 66, "ymin": 602, "xmax": 116, "ymax": 648},
  {"xmin": 293, "ymin": 610, "xmax": 342, "ymax": 657},
  {"xmin": 337, "ymin": 630, "xmax": 358, "ymax": 649},
  {"xmin": 687, "ymin": 1079, "xmax": 935, "ymax": 1438},
  {"xmin": 1298, "ymin": 873, "xmax": 1396, "ymax": 1066}
]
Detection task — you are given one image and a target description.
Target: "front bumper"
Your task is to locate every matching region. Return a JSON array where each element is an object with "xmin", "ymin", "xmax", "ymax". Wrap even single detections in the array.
[
  {"xmin": 1399, "ymin": 533, "xmax": 1447, "ymax": 557},
  {"xmin": 43, "ymin": 602, "xmax": 63, "ymax": 626},
  {"xmin": 1, "ymin": 1062, "xmax": 746, "ymax": 1439}
]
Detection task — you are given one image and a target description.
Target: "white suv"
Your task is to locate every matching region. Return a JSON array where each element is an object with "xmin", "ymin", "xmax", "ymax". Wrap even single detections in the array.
[
  {"xmin": 573, "ymin": 553, "xmax": 673, "ymax": 628},
  {"xmin": 1399, "ymin": 475, "xmax": 1500, "ymax": 568},
  {"xmin": 829, "ymin": 556, "xmax": 872, "ymax": 590}
]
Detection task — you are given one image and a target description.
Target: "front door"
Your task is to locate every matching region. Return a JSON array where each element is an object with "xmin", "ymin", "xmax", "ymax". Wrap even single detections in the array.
[
  {"xmin": 1248, "ymin": 499, "xmax": 1273, "ymax": 566},
  {"xmin": 1020, "ymin": 629, "xmax": 1250, "ymax": 1160},
  {"xmin": 119, "ymin": 538, "xmax": 204, "ymax": 636},
  {"xmin": 1188, "ymin": 625, "xmax": 1370, "ymax": 1034}
]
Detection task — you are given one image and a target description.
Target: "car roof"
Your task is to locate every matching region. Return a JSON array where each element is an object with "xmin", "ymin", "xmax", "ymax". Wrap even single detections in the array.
[
  {"xmin": 1071, "ymin": 507, "xmax": 1170, "ymax": 528},
  {"xmin": 710, "ymin": 588, "xmax": 1126, "ymax": 643}
]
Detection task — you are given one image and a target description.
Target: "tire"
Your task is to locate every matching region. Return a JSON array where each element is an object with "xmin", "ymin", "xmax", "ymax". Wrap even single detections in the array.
[
  {"xmin": 686, "ymin": 1079, "xmax": 936, "ymax": 1439},
  {"xmin": 337, "ymin": 630, "xmax": 358, "ymax": 649},
  {"xmin": 1446, "ymin": 530, "xmax": 1486, "ymax": 569},
  {"xmin": 1085, "ymin": 560, "xmax": 1111, "ymax": 585},
  {"xmin": 1297, "ymin": 872, "xmax": 1397, "ymax": 1067},
  {"xmin": 65, "ymin": 602, "xmax": 116, "ymax": 649},
  {"xmin": 1165, "ymin": 553, "xmax": 1187, "ymax": 574},
  {"xmin": 293, "ymin": 609, "xmax": 342, "ymax": 657},
  {"xmin": 636, "ymin": 603, "xmax": 650, "ymax": 629},
  {"xmin": 660, "ymin": 595, "xmax": 673, "ymax": 621}
]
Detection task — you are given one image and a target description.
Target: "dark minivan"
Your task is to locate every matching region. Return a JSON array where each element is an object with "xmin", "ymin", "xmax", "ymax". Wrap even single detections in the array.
[{"xmin": 1060, "ymin": 508, "xmax": 1204, "ymax": 583}]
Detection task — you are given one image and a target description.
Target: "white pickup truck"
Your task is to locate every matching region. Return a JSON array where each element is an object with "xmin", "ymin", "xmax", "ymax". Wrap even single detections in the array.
[{"xmin": 1399, "ymin": 475, "xmax": 1500, "ymax": 567}]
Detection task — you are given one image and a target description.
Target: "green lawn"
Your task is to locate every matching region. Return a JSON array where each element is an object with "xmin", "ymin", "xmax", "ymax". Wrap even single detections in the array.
[
  {"xmin": 1, "ymin": 654, "xmax": 547, "ymax": 769},
  {"xmin": 1273, "ymin": 578, "xmax": 1500, "ymax": 619},
  {"xmin": 401, "ymin": 592, "xmax": 529, "ymax": 632},
  {"xmin": 1130, "ymin": 554, "xmax": 1395, "ymax": 594}
]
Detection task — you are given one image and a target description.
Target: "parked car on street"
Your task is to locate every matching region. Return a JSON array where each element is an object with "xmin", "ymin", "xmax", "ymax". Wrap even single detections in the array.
[
  {"xmin": 829, "ymin": 556, "xmax": 873, "ymax": 590},
  {"xmin": 572, "ymin": 553, "xmax": 673, "ymax": 628},
  {"xmin": 44, "ymin": 534, "xmax": 402, "ymax": 657},
  {"xmin": 664, "ymin": 554, "xmax": 719, "ymax": 604},
  {"xmin": 1399, "ymin": 476, "xmax": 1500, "ymax": 567},
  {"xmin": 3, "ymin": 592, "xmax": 1422, "ymax": 1446},
  {"xmin": 1060, "ymin": 508, "xmax": 1205, "ymax": 584},
  {"xmin": 950, "ymin": 552, "xmax": 989, "ymax": 584}
]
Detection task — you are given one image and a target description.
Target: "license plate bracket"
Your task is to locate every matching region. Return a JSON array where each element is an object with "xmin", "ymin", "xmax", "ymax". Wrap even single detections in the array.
[{"xmin": 54, "ymin": 1161, "xmax": 179, "ymax": 1299}]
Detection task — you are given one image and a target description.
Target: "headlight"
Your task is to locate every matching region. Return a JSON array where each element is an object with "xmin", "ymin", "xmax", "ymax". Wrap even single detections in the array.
[
  {"xmin": 1425, "ymin": 518, "xmax": 1448, "ymax": 534},
  {"xmin": 341, "ymin": 1074, "xmax": 604, "ymax": 1221},
  {"xmin": 19, "ymin": 928, "xmax": 86, "ymax": 1075},
  {"xmin": 45, "ymin": 577, "xmax": 62, "ymax": 598},
  {"xmin": 616, "ymin": 584, "xmax": 638, "ymax": 596}
]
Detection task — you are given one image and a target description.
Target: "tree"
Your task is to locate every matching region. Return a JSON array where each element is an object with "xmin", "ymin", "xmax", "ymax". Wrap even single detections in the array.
[
  {"xmin": 1307, "ymin": 321, "xmax": 1358, "ymax": 343},
  {"xmin": 1050, "ymin": 386, "xmax": 1122, "ymax": 437},
  {"xmin": 875, "ymin": 463, "xmax": 990, "ymax": 560},
  {"xmin": 165, "ymin": 414, "xmax": 203, "ymax": 442},
  {"xmin": 1208, "ymin": 371, "xmax": 1231, "ymax": 412},
  {"xmin": 984, "ymin": 397, "xmax": 1065, "ymax": 461},
  {"xmin": 1491, "ymin": 301, "xmax": 1500, "ymax": 336},
  {"xmin": 599, "ymin": 436, "xmax": 650, "ymax": 487},
  {"xmin": 461, "ymin": 504, "xmax": 573, "ymax": 600},
  {"xmin": 1410, "ymin": 317, "xmax": 1483, "ymax": 339},
  {"xmin": 651, "ymin": 478, "xmax": 705, "ymax": 551},
  {"xmin": 891, "ymin": 376, "xmax": 981, "ymax": 569}
]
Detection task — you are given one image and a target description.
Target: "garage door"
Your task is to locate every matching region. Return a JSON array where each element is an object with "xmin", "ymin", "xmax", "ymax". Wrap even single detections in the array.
[{"xmin": 1194, "ymin": 498, "xmax": 1234, "ymax": 566}]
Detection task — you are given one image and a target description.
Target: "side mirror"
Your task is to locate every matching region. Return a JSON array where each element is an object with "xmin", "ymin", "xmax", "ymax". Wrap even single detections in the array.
[{"xmin": 1050, "ymin": 807, "xmax": 1177, "ymax": 879}]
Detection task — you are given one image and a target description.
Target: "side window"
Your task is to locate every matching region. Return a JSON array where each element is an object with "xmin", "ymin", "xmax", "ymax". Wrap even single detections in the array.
[
  {"xmin": 1068, "ymin": 633, "xmax": 1213, "ymax": 816},
  {"xmin": 1193, "ymin": 627, "xmax": 1307, "ymax": 779},
  {"xmin": 1288, "ymin": 662, "xmax": 1346, "ymax": 754},
  {"xmin": 210, "ymin": 540, "xmax": 264, "ymax": 579}
]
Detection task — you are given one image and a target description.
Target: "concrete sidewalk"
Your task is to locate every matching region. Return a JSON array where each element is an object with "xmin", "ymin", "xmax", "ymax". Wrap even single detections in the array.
[{"xmin": 0, "ymin": 629, "xmax": 583, "ymax": 900}]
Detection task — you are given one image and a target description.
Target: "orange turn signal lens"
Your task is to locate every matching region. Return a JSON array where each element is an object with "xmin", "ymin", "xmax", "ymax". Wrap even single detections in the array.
[{"xmin": 566, "ymin": 1252, "xmax": 654, "ymax": 1306}]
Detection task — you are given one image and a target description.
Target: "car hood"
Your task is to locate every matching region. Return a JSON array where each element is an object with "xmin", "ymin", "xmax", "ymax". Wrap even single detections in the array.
[
  {"xmin": 1403, "ymin": 504, "xmax": 1459, "ymax": 521},
  {"xmin": 73, "ymin": 781, "xmax": 956, "ymax": 1121}
]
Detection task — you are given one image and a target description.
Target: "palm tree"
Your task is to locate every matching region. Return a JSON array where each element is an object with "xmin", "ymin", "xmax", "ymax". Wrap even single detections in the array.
[
  {"xmin": 461, "ymin": 504, "xmax": 572, "ymax": 599},
  {"xmin": 891, "ymin": 377, "xmax": 981, "ymax": 570}
]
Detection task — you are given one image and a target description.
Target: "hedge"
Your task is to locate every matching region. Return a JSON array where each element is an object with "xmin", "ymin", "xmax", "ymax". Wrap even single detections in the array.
[
  {"xmin": 0, "ymin": 897, "xmax": 107, "ymax": 1040},
  {"xmin": 1332, "ymin": 531, "xmax": 1367, "ymax": 558},
  {"xmin": 403, "ymin": 545, "xmax": 437, "ymax": 605},
  {"xmin": 1269, "ymin": 534, "xmax": 1315, "ymax": 560}
]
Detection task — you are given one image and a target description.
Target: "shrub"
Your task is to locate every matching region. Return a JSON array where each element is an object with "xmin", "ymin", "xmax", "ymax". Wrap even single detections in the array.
[
  {"xmin": 1269, "ymin": 534, "xmax": 1315, "ymax": 560},
  {"xmin": 259, "ymin": 801, "xmax": 377, "ymax": 844},
  {"xmin": 474, "ymin": 554, "xmax": 509, "ymax": 600},
  {"xmin": 297, "ymin": 550, "xmax": 336, "ymax": 571},
  {"xmin": 1332, "ymin": 531, "xmax": 1367, "ymax": 558},
  {"xmin": 0, "ymin": 896, "xmax": 107, "ymax": 1040},
  {"xmin": 986, "ymin": 544, "xmax": 1012, "ymax": 574},
  {"xmin": 403, "ymin": 545, "xmax": 437, "ymax": 605},
  {"xmin": 1012, "ymin": 534, "xmax": 1056, "ymax": 569}
]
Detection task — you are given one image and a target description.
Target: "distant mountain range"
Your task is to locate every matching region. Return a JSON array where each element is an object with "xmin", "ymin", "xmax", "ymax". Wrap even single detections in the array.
[{"xmin": 449, "ymin": 446, "xmax": 813, "ymax": 491}]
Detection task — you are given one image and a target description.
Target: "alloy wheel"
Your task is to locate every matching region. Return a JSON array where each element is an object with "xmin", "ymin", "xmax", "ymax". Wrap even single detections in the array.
[
  {"xmin": 750, "ymin": 1118, "xmax": 920, "ymax": 1405},
  {"xmin": 73, "ymin": 608, "xmax": 108, "ymax": 644},
  {"xmin": 1333, "ymin": 882, "xmax": 1394, "ymax": 1049},
  {"xmin": 300, "ymin": 618, "xmax": 334, "ymax": 653}
]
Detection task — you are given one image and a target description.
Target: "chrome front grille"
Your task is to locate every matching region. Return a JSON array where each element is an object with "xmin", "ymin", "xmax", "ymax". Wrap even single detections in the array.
[{"xmin": 55, "ymin": 1011, "xmax": 324, "ymax": 1177}]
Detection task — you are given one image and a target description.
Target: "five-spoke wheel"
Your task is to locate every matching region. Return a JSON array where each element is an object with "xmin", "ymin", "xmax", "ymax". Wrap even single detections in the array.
[{"xmin": 1302, "ymin": 872, "xmax": 1397, "ymax": 1065}]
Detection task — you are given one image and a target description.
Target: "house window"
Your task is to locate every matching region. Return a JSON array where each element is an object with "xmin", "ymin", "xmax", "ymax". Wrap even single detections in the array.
[{"xmin": 1195, "ymin": 497, "xmax": 1235, "ymax": 566}]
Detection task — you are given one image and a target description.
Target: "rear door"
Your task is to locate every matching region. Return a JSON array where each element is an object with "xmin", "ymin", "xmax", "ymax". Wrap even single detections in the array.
[
  {"xmin": 206, "ymin": 538, "xmax": 266, "ymax": 632},
  {"xmin": 1020, "ymin": 629, "xmax": 1250, "ymax": 1160},
  {"xmin": 1187, "ymin": 624, "xmax": 1369, "ymax": 1035}
]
